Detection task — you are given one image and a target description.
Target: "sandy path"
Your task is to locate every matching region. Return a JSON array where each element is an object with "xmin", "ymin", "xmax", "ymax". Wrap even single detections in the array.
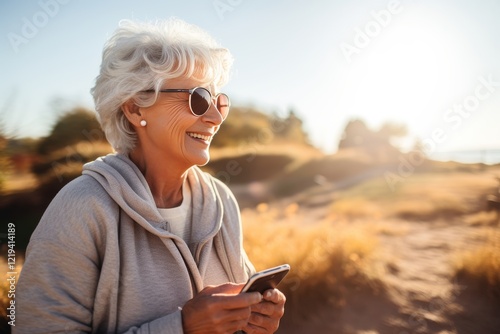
[
  {"xmin": 271, "ymin": 181, "xmax": 500, "ymax": 334},
  {"xmin": 375, "ymin": 220, "xmax": 489, "ymax": 334},
  {"xmin": 277, "ymin": 217, "xmax": 499, "ymax": 334}
]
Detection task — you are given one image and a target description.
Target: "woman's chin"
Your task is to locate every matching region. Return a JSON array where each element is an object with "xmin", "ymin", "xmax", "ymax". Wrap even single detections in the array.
[{"xmin": 189, "ymin": 151, "xmax": 211, "ymax": 167}]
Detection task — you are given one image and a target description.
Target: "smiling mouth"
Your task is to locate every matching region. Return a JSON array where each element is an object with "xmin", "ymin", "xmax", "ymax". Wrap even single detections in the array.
[{"xmin": 187, "ymin": 132, "xmax": 211, "ymax": 142}]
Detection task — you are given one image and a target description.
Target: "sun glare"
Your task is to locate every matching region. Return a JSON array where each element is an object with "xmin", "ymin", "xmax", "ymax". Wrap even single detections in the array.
[{"xmin": 335, "ymin": 8, "xmax": 472, "ymax": 141}]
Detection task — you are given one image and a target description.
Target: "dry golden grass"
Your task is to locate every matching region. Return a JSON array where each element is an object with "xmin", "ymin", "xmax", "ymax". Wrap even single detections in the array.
[
  {"xmin": 330, "ymin": 197, "xmax": 382, "ymax": 219},
  {"xmin": 1, "ymin": 173, "xmax": 38, "ymax": 195},
  {"xmin": 453, "ymin": 230, "xmax": 500, "ymax": 299},
  {"xmin": 330, "ymin": 172, "xmax": 499, "ymax": 220},
  {"xmin": 242, "ymin": 204, "xmax": 385, "ymax": 320},
  {"xmin": 463, "ymin": 211, "xmax": 500, "ymax": 226}
]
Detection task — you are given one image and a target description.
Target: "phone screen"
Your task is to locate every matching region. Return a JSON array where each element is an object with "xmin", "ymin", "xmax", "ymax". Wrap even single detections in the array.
[{"xmin": 241, "ymin": 264, "xmax": 290, "ymax": 293}]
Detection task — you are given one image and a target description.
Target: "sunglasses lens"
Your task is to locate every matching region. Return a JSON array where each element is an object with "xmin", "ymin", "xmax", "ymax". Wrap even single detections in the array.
[
  {"xmin": 190, "ymin": 88, "xmax": 211, "ymax": 116},
  {"xmin": 216, "ymin": 93, "xmax": 230, "ymax": 119}
]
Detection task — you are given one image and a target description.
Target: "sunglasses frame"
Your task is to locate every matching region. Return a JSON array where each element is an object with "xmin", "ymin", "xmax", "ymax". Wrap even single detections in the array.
[{"xmin": 141, "ymin": 87, "xmax": 230, "ymax": 119}]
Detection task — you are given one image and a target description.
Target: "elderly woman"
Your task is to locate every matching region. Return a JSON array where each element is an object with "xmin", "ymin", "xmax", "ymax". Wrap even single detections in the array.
[{"xmin": 15, "ymin": 19, "xmax": 285, "ymax": 333}]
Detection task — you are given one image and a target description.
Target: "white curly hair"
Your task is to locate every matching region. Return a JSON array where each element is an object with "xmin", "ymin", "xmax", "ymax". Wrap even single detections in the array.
[{"xmin": 91, "ymin": 18, "xmax": 233, "ymax": 153}]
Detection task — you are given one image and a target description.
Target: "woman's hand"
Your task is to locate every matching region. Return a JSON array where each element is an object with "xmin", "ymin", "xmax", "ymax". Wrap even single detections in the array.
[
  {"xmin": 181, "ymin": 283, "xmax": 262, "ymax": 334},
  {"xmin": 242, "ymin": 288, "xmax": 286, "ymax": 333}
]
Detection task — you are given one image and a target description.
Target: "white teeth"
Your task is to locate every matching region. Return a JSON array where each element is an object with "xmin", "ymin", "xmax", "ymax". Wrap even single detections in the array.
[{"xmin": 187, "ymin": 133, "xmax": 211, "ymax": 141}]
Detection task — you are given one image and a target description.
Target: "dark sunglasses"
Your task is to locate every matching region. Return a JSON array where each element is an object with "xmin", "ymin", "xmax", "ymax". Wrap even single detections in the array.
[{"xmin": 142, "ymin": 87, "xmax": 230, "ymax": 119}]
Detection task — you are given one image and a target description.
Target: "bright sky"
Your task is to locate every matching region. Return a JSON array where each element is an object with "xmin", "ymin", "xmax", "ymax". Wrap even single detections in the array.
[{"xmin": 1, "ymin": 0, "xmax": 500, "ymax": 154}]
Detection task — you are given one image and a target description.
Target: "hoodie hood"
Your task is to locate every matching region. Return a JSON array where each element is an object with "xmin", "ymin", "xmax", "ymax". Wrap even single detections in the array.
[{"xmin": 82, "ymin": 154, "xmax": 222, "ymax": 239}]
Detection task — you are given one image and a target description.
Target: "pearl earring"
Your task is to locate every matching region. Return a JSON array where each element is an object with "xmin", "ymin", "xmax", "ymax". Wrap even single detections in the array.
[{"xmin": 140, "ymin": 120, "xmax": 147, "ymax": 127}]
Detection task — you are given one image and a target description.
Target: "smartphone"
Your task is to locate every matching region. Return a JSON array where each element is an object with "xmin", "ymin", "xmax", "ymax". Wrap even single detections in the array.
[{"xmin": 240, "ymin": 264, "xmax": 290, "ymax": 294}]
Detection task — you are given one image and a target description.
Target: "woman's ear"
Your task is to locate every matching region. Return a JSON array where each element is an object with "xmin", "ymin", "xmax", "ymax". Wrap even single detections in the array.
[{"xmin": 121, "ymin": 99, "xmax": 143, "ymax": 127}]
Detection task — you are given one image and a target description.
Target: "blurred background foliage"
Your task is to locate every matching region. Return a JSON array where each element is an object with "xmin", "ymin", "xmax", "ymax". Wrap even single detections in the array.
[
  {"xmin": 36, "ymin": 107, "xmax": 105, "ymax": 155},
  {"xmin": 1, "ymin": 104, "xmax": 414, "ymax": 195},
  {"xmin": 0, "ymin": 103, "xmax": 409, "ymax": 248},
  {"xmin": 1, "ymin": 103, "xmax": 499, "ymax": 333}
]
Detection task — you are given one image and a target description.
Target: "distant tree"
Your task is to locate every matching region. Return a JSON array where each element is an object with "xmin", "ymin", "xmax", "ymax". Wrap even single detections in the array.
[
  {"xmin": 0, "ymin": 131, "xmax": 10, "ymax": 190},
  {"xmin": 338, "ymin": 119, "xmax": 371, "ymax": 149},
  {"xmin": 378, "ymin": 122, "xmax": 407, "ymax": 146},
  {"xmin": 37, "ymin": 107, "xmax": 106, "ymax": 155},
  {"xmin": 274, "ymin": 109, "xmax": 310, "ymax": 145},
  {"xmin": 410, "ymin": 139, "xmax": 429, "ymax": 159},
  {"xmin": 338, "ymin": 119, "xmax": 407, "ymax": 161}
]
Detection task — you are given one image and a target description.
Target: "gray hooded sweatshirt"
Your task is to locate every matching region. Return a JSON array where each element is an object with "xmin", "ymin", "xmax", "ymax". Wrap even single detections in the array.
[{"xmin": 15, "ymin": 154, "xmax": 255, "ymax": 333}]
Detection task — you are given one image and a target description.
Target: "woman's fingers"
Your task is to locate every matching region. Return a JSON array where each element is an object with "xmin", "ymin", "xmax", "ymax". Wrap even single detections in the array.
[
  {"xmin": 263, "ymin": 289, "xmax": 286, "ymax": 305},
  {"xmin": 181, "ymin": 284, "xmax": 262, "ymax": 334},
  {"xmin": 244, "ymin": 289, "xmax": 286, "ymax": 333}
]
